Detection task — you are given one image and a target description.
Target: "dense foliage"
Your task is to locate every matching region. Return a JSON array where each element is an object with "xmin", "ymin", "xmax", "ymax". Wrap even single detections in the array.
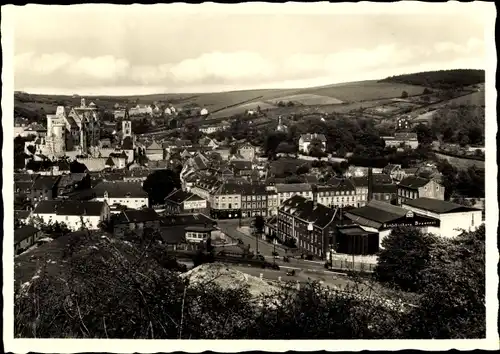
[
  {"xmin": 15, "ymin": 224, "xmax": 486, "ymax": 339},
  {"xmin": 430, "ymin": 105, "xmax": 485, "ymax": 146},
  {"xmin": 373, "ymin": 225, "xmax": 486, "ymax": 338},
  {"xmin": 380, "ymin": 69, "xmax": 485, "ymax": 89},
  {"xmin": 436, "ymin": 160, "xmax": 485, "ymax": 199},
  {"xmin": 142, "ymin": 169, "xmax": 181, "ymax": 205},
  {"xmin": 375, "ymin": 227, "xmax": 439, "ymax": 292}
]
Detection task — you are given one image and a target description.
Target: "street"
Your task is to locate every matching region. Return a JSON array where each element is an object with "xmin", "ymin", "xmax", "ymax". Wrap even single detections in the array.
[
  {"xmin": 217, "ymin": 219, "xmax": 288, "ymax": 257},
  {"xmin": 217, "ymin": 220, "xmax": 376, "ymax": 273}
]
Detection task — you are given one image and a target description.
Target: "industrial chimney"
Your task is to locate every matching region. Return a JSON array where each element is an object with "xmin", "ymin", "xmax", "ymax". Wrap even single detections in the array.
[{"xmin": 367, "ymin": 167, "xmax": 374, "ymax": 203}]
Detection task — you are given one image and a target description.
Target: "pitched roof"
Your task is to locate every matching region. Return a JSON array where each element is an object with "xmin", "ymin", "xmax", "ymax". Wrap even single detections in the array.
[
  {"xmin": 92, "ymin": 181, "xmax": 148, "ymax": 198},
  {"xmin": 217, "ymin": 182, "xmax": 245, "ymax": 195},
  {"xmin": 147, "ymin": 140, "xmax": 162, "ymax": 150},
  {"xmin": 230, "ymin": 160, "xmax": 253, "ymax": 171},
  {"xmin": 33, "ymin": 200, "xmax": 106, "ymax": 216},
  {"xmin": 402, "ymin": 198, "xmax": 481, "ymax": 214},
  {"xmin": 241, "ymin": 183, "xmax": 267, "ymax": 196},
  {"xmin": 115, "ymin": 208, "xmax": 160, "ymax": 224},
  {"xmin": 394, "ymin": 132, "xmax": 418, "ymax": 141},
  {"xmin": 32, "ymin": 175, "xmax": 61, "ymax": 190},
  {"xmin": 300, "ymin": 133, "xmax": 327, "ymax": 142},
  {"xmin": 15, "ymin": 225, "xmax": 40, "ymax": 244},
  {"xmin": 345, "ymin": 200, "xmax": 408, "ymax": 226},
  {"xmin": 399, "ymin": 176, "xmax": 431, "ymax": 189},
  {"xmin": 280, "ymin": 195, "xmax": 338, "ymax": 228},
  {"xmin": 15, "ymin": 210, "xmax": 32, "ymax": 220},
  {"xmin": 275, "ymin": 183, "xmax": 312, "ymax": 193},
  {"xmin": 165, "ymin": 189, "xmax": 199, "ymax": 204},
  {"xmin": 122, "ymin": 136, "xmax": 134, "ymax": 150},
  {"xmin": 161, "ymin": 213, "xmax": 215, "ymax": 227},
  {"xmin": 372, "ymin": 184, "xmax": 398, "ymax": 194},
  {"xmin": 350, "ymin": 174, "xmax": 392, "ymax": 187}
]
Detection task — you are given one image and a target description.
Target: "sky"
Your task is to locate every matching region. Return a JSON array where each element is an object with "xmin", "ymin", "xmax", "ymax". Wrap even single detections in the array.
[{"xmin": 10, "ymin": 3, "xmax": 488, "ymax": 96}]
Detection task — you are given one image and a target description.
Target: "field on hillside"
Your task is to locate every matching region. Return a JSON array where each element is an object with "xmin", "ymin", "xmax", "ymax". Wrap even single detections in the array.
[
  {"xmin": 444, "ymin": 90, "xmax": 485, "ymax": 107},
  {"xmin": 304, "ymin": 81, "xmax": 425, "ymax": 102},
  {"xmin": 267, "ymin": 94, "xmax": 343, "ymax": 106},
  {"xmin": 209, "ymin": 100, "xmax": 278, "ymax": 119}
]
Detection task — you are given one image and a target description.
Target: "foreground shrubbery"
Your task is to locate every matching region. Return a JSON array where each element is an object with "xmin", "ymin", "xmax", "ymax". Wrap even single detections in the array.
[
  {"xmin": 15, "ymin": 226, "xmax": 485, "ymax": 339},
  {"xmin": 375, "ymin": 225, "xmax": 486, "ymax": 338}
]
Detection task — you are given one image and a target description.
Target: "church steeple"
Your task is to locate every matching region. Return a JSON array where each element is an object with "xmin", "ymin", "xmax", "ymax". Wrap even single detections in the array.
[{"xmin": 124, "ymin": 108, "xmax": 130, "ymax": 121}]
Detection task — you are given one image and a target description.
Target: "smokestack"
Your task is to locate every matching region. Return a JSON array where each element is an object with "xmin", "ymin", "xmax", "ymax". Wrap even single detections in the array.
[{"xmin": 367, "ymin": 167, "xmax": 373, "ymax": 203}]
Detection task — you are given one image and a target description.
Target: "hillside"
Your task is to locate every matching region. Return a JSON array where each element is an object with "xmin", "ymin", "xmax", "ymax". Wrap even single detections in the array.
[
  {"xmin": 14, "ymin": 69, "xmax": 485, "ymax": 123},
  {"xmin": 379, "ymin": 69, "xmax": 485, "ymax": 90}
]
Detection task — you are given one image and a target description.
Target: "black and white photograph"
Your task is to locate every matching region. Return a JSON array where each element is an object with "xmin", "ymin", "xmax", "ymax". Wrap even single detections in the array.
[{"xmin": 2, "ymin": 2, "xmax": 498, "ymax": 351}]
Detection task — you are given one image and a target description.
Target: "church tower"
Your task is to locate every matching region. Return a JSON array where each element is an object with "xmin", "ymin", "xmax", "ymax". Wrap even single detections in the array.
[
  {"xmin": 122, "ymin": 109, "xmax": 132, "ymax": 138},
  {"xmin": 81, "ymin": 98, "xmax": 86, "ymax": 108}
]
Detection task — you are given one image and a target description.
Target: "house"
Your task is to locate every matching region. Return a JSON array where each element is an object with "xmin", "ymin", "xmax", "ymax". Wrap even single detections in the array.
[
  {"xmin": 230, "ymin": 160, "xmax": 253, "ymax": 176},
  {"xmin": 210, "ymin": 182, "xmax": 243, "ymax": 219},
  {"xmin": 199, "ymin": 137, "xmax": 219, "ymax": 149},
  {"xmin": 315, "ymin": 179, "xmax": 357, "ymax": 208},
  {"xmin": 15, "ymin": 210, "xmax": 32, "ymax": 225},
  {"xmin": 31, "ymin": 175, "xmax": 61, "ymax": 203},
  {"xmin": 275, "ymin": 183, "xmax": 313, "ymax": 207},
  {"xmin": 371, "ymin": 184, "xmax": 398, "ymax": 203},
  {"xmin": 185, "ymin": 225, "xmax": 214, "ymax": 244},
  {"xmin": 122, "ymin": 169, "xmax": 150, "ymax": 183},
  {"xmin": 333, "ymin": 225, "xmax": 380, "ymax": 256},
  {"xmin": 401, "ymin": 198, "xmax": 483, "ymax": 238},
  {"xmin": 383, "ymin": 132, "xmax": 419, "ymax": 149},
  {"xmin": 266, "ymin": 190, "xmax": 279, "ymax": 216},
  {"xmin": 14, "ymin": 225, "xmax": 42, "ymax": 254},
  {"xmin": 397, "ymin": 176, "xmax": 445, "ymax": 205},
  {"xmin": 56, "ymin": 173, "xmax": 91, "ymax": 197},
  {"xmin": 382, "ymin": 164, "xmax": 405, "ymax": 181},
  {"xmin": 344, "ymin": 200, "xmax": 440, "ymax": 250},
  {"xmin": 160, "ymin": 213, "xmax": 216, "ymax": 249},
  {"xmin": 277, "ymin": 195, "xmax": 342, "ymax": 259},
  {"xmin": 32, "ymin": 200, "xmax": 110, "ymax": 231},
  {"xmin": 145, "ymin": 140, "xmax": 164, "ymax": 161},
  {"xmin": 241, "ymin": 183, "xmax": 268, "ymax": 218},
  {"xmin": 237, "ymin": 142, "xmax": 256, "ymax": 161},
  {"xmin": 199, "ymin": 125, "xmax": 221, "ymax": 135},
  {"xmin": 396, "ymin": 117, "xmax": 411, "ymax": 131},
  {"xmin": 164, "ymin": 189, "xmax": 209, "ymax": 214},
  {"xmin": 92, "ymin": 181, "xmax": 149, "ymax": 209},
  {"xmin": 191, "ymin": 175, "xmax": 220, "ymax": 201},
  {"xmin": 113, "ymin": 208, "xmax": 162, "ymax": 237},
  {"xmin": 298, "ymin": 133, "xmax": 327, "ymax": 154}
]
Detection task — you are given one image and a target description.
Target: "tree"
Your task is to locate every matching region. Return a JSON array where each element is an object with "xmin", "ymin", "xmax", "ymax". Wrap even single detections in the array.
[
  {"xmin": 296, "ymin": 165, "xmax": 310, "ymax": 175},
  {"xmin": 142, "ymin": 169, "xmax": 181, "ymax": 206},
  {"xmin": 374, "ymin": 226, "xmax": 438, "ymax": 292},
  {"xmin": 412, "ymin": 124, "xmax": 434, "ymax": 146},
  {"xmin": 276, "ymin": 142, "xmax": 295, "ymax": 155},
  {"xmin": 254, "ymin": 215, "xmax": 265, "ymax": 237},
  {"xmin": 409, "ymin": 225, "xmax": 485, "ymax": 338},
  {"xmin": 401, "ymin": 91, "xmax": 409, "ymax": 99},
  {"xmin": 70, "ymin": 160, "xmax": 88, "ymax": 173}
]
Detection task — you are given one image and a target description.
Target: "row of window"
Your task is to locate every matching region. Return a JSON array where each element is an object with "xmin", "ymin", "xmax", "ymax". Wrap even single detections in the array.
[
  {"xmin": 319, "ymin": 196, "xmax": 356, "ymax": 203},
  {"xmin": 186, "ymin": 232, "xmax": 208, "ymax": 240},
  {"xmin": 317, "ymin": 190, "xmax": 356, "ymax": 197},
  {"xmin": 299, "ymin": 240, "xmax": 321, "ymax": 256},
  {"xmin": 242, "ymin": 202, "xmax": 266, "ymax": 209},
  {"xmin": 242, "ymin": 195, "xmax": 267, "ymax": 201}
]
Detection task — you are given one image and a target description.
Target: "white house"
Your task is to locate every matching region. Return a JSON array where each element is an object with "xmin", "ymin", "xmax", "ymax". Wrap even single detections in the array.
[
  {"xmin": 92, "ymin": 181, "xmax": 149, "ymax": 209},
  {"xmin": 298, "ymin": 133, "xmax": 327, "ymax": 154},
  {"xmin": 401, "ymin": 198, "xmax": 483, "ymax": 238},
  {"xmin": 200, "ymin": 108, "xmax": 209, "ymax": 116},
  {"xmin": 31, "ymin": 200, "xmax": 110, "ymax": 231},
  {"xmin": 275, "ymin": 183, "xmax": 313, "ymax": 207}
]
